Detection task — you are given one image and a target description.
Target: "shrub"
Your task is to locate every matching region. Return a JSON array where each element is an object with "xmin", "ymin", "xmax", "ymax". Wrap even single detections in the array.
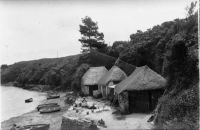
[{"xmin": 155, "ymin": 84, "xmax": 199, "ymax": 129}]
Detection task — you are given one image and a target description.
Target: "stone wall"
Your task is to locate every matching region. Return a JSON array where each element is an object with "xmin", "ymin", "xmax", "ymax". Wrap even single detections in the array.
[
  {"xmin": 81, "ymin": 85, "xmax": 89, "ymax": 96},
  {"xmin": 61, "ymin": 116, "xmax": 98, "ymax": 130}
]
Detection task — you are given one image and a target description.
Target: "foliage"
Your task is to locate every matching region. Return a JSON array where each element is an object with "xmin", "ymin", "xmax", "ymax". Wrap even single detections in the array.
[
  {"xmin": 71, "ymin": 63, "xmax": 90, "ymax": 91},
  {"xmin": 107, "ymin": 41, "xmax": 129, "ymax": 58},
  {"xmin": 1, "ymin": 64, "xmax": 8, "ymax": 70},
  {"xmin": 1, "ymin": 55, "xmax": 80, "ymax": 90},
  {"xmin": 185, "ymin": 1, "xmax": 197, "ymax": 18},
  {"xmin": 155, "ymin": 84, "xmax": 199, "ymax": 129},
  {"xmin": 106, "ymin": 2, "xmax": 198, "ymax": 128},
  {"xmin": 107, "ymin": 6, "xmax": 198, "ymax": 76},
  {"xmin": 1, "ymin": 51, "xmax": 135, "ymax": 90},
  {"xmin": 79, "ymin": 16, "xmax": 107, "ymax": 53}
]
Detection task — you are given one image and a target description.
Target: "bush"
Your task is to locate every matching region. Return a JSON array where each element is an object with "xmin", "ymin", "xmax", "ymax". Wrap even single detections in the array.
[{"xmin": 155, "ymin": 84, "xmax": 199, "ymax": 129}]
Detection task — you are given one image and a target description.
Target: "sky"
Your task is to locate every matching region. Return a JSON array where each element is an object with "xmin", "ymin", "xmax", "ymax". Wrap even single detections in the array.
[{"xmin": 0, "ymin": 0, "xmax": 195, "ymax": 65}]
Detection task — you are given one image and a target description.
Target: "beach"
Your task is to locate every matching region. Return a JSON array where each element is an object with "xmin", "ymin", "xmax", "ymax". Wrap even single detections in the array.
[{"xmin": 1, "ymin": 88, "xmax": 154, "ymax": 130}]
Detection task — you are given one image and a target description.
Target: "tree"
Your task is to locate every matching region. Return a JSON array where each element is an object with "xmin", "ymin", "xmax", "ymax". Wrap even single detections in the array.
[
  {"xmin": 185, "ymin": 1, "xmax": 197, "ymax": 18},
  {"xmin": 79, "ymin": 16, "xmax": 107, "ymax": 53},
  {"xmin": 109, "ymin": 41, "xmax": 129, "ymax": 58}
]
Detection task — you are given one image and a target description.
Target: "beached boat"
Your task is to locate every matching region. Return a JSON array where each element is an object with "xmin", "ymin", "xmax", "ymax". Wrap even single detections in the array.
[
  {"xmin": 36, "ymin": 103, "xmax": 59, "ymax": 111},
  {"xmin": 25, "ymin": 98, "xmax": 33, "ymax": 103},
  {"xmin": 23, "ymin": 124, "xmax": 50, "ymax": 130},
  {"xmin": 46, "ymin": 94, "xmax": 60, "ymax": 100},
  {"xmin": 39, "ymin": 105, "xmax": 61, "ymax": 114}
]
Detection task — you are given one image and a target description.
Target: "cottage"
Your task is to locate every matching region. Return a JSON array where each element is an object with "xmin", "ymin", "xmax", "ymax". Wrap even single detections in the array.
[
  {"xmin": 98, "ymin": 66, "xmax": 127, "ymax": 99},
  {"xmin": 115, "ymin": 65, "xmax": 166, "ymax": 113},
  {"xmin": 81, "ymin": 66, "xmax": 108, "ymax": 96}
]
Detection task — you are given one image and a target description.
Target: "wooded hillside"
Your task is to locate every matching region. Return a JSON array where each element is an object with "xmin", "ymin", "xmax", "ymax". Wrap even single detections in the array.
[
  {"xmin": 1, "ymin": 2, "xmax": 198, "ymax": 129},
  {"xmin": 1, "ymin": 51, "xmax": 135, "ymax": 91},
  {"xmin": 105, "ymin": 8, "xmax": 198, "ymax": 129}
]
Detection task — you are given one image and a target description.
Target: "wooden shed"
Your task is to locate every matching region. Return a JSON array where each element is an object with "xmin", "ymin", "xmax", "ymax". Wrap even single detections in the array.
[
  {"xmin": 81, "ymin": 66, "xmax": 108, "ymax": 96},
  {"xmin": 115, "ymin": 65, "xmax": 166, "ymax": 113},
  {"xmin": 98, "ymin": 66, "xmax": 127, "ymax": 99}
]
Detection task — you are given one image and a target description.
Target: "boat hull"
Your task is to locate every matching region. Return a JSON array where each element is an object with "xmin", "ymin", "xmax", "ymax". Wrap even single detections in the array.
[
  {"xmin": 39, "ymin": 106, "xmax": 61, "ymax": 114},
  {"xmin": 47, "ymin": 95, "xmax": 60, "ymax": 100},
  {"xmin": 23, "ymin": 124, "xmax": 50, "ymax": 130},
  {"xmin": 37, "ymin": 103, "xmax": 58, "ymax": 111},
  {"xmin": 25, "ymin": 98, "xmax": 33, "ymax": 103}
]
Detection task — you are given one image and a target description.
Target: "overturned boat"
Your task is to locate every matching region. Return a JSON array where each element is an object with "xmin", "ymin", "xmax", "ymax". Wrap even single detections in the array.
[
  {"xmin": 23, "ymin": 124, "xmax": 50, "ymax": 130},
  {"xmin": 36, "ymin": 103, "xmax": 59, "ymax": 111},
  {"xmin": 39, "ymin": 105, "xmax": 61, "ymax": 114},
  {"xmin": 46, "ymin": 94, "xmax": 60, "ymax": 100}
]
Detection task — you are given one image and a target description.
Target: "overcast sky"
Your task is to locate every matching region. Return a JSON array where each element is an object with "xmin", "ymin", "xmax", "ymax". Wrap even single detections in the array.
[{"xmin": 0, "ymin": 0, "xmax": 194, "ymax": 65}]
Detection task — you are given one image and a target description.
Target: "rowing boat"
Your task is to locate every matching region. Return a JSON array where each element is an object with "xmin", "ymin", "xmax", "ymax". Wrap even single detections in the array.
[
  {"xmin": 36, "ymin": 103, "xmax": 59, "ymax": 111},
  {"xmin": 23, "ymin": 124, "xmax": 50, "ymax": 130},
  {"xmin": 46, "ymin": 94, "xmax": 60, "ymax": 100},
  {"xmin": 25, "ymin": 98, "xmax": 33, "ymax": 103},
  {"xmin": 39, "ymin": 105, "xmax": 61, "ymax": 114}
]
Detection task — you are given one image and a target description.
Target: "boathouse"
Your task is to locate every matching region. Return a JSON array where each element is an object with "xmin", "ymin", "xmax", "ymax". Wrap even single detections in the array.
[
  {"xmin": 81, "ymin": 66, "xmax": 108, "ymax": 96},
  {"xmin": 115, "ymin": 65, "xmax": 166, "ymax": 113},
  {"xmin": 98, "ymin": 66, "xmax": 127, "ymax": 99}
]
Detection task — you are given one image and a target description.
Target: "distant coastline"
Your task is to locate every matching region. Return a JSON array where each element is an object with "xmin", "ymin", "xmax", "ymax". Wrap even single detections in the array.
[{"xmin": 1, "ymin": 82, "xmax": 51, "ymax": 92}]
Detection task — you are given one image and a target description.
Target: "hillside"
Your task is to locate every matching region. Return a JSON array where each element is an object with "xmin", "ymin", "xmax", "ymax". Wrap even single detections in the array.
[
  {"xmin": 1, "ymin": 51, "xmax": 135, "ymax": 91},
  {"xmin": 1, "ymin": 3, "xmax": 198, "ymax": 129},
  {"xmin": 105, "ymin": 8, "xmax": 198, "ymax": 130}
]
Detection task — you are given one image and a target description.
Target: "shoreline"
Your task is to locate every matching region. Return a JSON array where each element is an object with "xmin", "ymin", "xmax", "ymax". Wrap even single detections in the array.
[
  {"xmin": 1, "ymin": 93, "xmax": 47, "ymax": 122},
  {"xmin": 1, "ymin": 87, "xmax": 154, "ymax": 130},
  {"xmin": 1, "ymin": 82, "xmax": 64, "ymax": 93},
  {"xmin": 1, "ymin": 92, "xmax": 70, "ymax": 130}
]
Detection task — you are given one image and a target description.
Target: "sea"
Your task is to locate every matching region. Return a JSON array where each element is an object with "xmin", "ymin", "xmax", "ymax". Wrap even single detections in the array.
[{"xmin": 1, "ymin": 86, "xmax": 46, "ymax": 122}]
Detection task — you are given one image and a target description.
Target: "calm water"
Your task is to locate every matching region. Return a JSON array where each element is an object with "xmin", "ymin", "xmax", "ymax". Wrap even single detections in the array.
[{"xmin": 1, "ymin": 86, "xmax": 46, "ymax": 121}]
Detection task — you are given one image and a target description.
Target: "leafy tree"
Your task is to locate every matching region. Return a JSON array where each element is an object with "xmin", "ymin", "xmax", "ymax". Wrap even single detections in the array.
[
  {"xmin": 1, "ymin": 64, "xmax": 8, "ymax": 70},
  {"xmin": 108, "ymin": 41, "xmax": 129, "ymax": 58},
  {"xmin": 79, "ymin": 16, "xmax": 107, "ymax": 53}
]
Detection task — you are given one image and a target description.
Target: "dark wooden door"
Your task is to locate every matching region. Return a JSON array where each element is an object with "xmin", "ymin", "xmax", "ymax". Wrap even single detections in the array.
[
  {"xmin": 128, "ymin": 91, "xmax": 150, "ymax": 113},
  {"xmin": 89, "ymin": 87, "xmax": 93, "ymax": 96}
]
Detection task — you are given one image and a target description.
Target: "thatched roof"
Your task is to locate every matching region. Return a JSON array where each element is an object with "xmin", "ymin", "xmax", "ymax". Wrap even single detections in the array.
[
  {"xmin": 98, "ymin": 66, "xmax": 127, "ymax": 86},
  {"xmin": 115, "ymin": 65, "xmax": 166, "ymax": 94},
  {"xmin": 82, "ymin": 66, "xmax": 108, "ymax": 86}
]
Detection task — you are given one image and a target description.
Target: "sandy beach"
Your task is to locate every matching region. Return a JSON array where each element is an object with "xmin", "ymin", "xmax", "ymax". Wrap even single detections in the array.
[
  {"xmin": 62, "ymin": 97, "xmax": 153, "ymax": 130},
  {"xmin": 1, "ymin": 93, "xmax": 69, "ymax": 130}
]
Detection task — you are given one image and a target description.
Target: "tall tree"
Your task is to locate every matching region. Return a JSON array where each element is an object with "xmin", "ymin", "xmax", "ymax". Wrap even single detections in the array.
[
  {"xmin": 79, "ymin": 16, "xmax": 107, "ymax": 53},
  {"xmin": 185, "ymin": 1, "xmax": 197, "ymax": 18}
]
